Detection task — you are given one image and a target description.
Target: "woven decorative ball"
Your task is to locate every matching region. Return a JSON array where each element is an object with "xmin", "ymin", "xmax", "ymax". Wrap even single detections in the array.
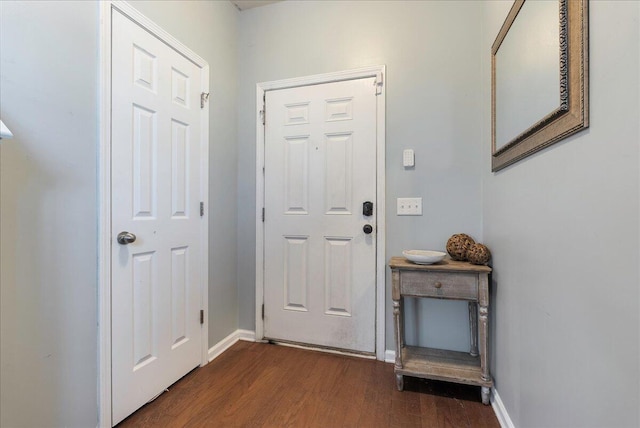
[
  {"xmin": 446, "ymin": 234, "xmax": 475, "ymax": 261},
  {"xmin": 467, "ymin": 243, "xmax": 491, "ymax": 265}
]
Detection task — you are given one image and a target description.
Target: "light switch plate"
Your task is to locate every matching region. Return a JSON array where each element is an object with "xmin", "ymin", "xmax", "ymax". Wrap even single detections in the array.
[{"xmin": 397, "ymin": 197, "xmax": 422, "ymax": 215}]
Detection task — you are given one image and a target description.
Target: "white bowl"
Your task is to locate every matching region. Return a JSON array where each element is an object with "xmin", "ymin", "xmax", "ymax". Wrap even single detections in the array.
[{"xmin": 402, "ymin": 250, "xmax": 446, "ymax": 265}]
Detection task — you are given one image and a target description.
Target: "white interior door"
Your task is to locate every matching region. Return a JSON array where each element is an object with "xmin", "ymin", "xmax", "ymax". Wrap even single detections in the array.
[
  {"xmin": 111, "ymin": 11, "xmax": 205, "ymax": 425},
  {"xmin": 263, "ymin": 78, "xmax": 377, "ymax": 353}
]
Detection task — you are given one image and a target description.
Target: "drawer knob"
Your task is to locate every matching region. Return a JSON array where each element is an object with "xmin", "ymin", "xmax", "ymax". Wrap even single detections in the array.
[{"xmin": 434, "ymin": 281, "xmax": 442, "ymax": 288}]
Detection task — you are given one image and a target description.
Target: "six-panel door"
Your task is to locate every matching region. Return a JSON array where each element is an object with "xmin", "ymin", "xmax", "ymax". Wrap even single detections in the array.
[
  {"xmin": 263, "ymin": 78, "xmax": 377, "ymax": 353},
  {"xmin": 111, "ymin": 11, "xmax": 204, "ymax": 425}
]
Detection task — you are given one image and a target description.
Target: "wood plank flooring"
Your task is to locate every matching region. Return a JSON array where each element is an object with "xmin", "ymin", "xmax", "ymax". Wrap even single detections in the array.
[{"xmin": 117, "ymin": 341, "xmax": 500, "ymax": 428}]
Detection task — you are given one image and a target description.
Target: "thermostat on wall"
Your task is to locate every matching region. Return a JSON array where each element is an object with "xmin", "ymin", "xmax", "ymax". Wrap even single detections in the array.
[{"xmin": 403, "ymin": 149, "xmax": 414, "ymax": 167}]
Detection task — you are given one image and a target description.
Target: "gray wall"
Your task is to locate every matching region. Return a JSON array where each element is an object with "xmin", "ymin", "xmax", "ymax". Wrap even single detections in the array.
[
  {"xmin": 237, "ymin": 0, "xmax": 484, "ymax": 352},
  {"xmin": 0, "ymin": 1, "xmax": 239, "ymax": 426},
  {"xmin": 481, "ymin": 1, "xmax": 640, "ymax": 427},
  {"xmin": 0, "ymin": 1, "xmax": 99, "ymax": 426}
]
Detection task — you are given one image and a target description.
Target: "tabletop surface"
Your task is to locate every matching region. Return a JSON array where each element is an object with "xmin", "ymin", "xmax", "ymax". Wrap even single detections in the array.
[{"xmin": 389, "ymin": 256, "xmax": 492, "ymax": 274}]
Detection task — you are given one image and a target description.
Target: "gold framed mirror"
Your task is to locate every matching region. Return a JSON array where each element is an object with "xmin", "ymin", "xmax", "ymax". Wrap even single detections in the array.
[{"xmin": 491, "ymin": 0, "xmax": 588, "ymax": 172}]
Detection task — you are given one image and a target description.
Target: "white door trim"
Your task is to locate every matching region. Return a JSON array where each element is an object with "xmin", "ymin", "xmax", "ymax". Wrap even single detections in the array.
[
  {"xmin": 255, "ymin": 66, "xmax": 386, "ymax": 361},
  {"xmin": 98, "ymin": 2, "xmax": 210, "ymax": 426}
]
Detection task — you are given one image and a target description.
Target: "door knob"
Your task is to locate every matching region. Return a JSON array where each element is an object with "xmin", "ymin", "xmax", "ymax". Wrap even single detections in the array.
[
  {"xmin": 117, "ymin": 231, "xmax": 137, "ymax": 245},
  {"xmin": 363, "ymin": 224, "xmax": 373, "ymax": 234}
]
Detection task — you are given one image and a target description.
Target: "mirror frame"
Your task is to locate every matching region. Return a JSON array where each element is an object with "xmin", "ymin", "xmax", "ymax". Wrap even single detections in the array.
[{"xmin": 491, "ymin": 0, "xmax": 589, "ymax": 172}]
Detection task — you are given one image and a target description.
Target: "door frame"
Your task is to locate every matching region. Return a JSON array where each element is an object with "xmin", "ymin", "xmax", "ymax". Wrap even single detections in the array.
[
  {"xmin": 98, "ymin": 2, "xmax": 210, "ymax": 426},
  {"xmin": 255, "ymin": 66, "xmax": 386, "ymax": 360}
]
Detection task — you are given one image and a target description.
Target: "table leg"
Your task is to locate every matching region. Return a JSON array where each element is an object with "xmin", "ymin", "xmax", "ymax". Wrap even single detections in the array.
[
  {"xmin": 468, "ymin": 301, "xmax": 478, "ymax": 357},
  {"xmin": 393, "ymin": 299, "xmax": 405, "ymax": 391},
  {"xmin": 400, "ymin": 297, "xmax": 405, "ymax": 348},
  {"xmin": 393, "ymin": 300, "xmax": 402, "ymax": 365},
  {"xmin": 392, "ymin": 269, "xmax": 404, "ymax": 391},
  {"xmin": 481, "ymin": 387, "xmax": 490, "ymax": 405},
  {"xmin": 479, "ymin": 275, "xmax": 491, "ymax": 383},
  {"xmin": 396, "ymin": 374, "xmax": 404, "ymax": 391}
]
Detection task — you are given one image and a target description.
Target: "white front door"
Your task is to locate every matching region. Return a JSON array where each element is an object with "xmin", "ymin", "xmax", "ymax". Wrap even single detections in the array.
[
  {"xmin": 263, "ymin": 78, "xmax": 377, "ymax": 353},
  {"xmin": 111, "ymin": 11, "xmax": 206, "ymax": 425}
]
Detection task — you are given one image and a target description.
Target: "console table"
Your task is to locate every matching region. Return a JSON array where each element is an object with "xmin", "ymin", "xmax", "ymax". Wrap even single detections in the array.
[{"xmin": 389, "ymin": 256, "xmax": 493, "ymax": 405}]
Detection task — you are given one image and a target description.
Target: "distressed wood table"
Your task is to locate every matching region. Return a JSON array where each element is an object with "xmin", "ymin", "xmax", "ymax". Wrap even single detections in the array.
[{"xmin": 389, "ymin": 256, "xmax": 493, "ymax": 405}]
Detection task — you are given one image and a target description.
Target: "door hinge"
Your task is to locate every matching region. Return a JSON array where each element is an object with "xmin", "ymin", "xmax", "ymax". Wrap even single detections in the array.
[
  {"xmin": 200, "ymin": 201, "xmax": 204, "ymax": 217},
  {"xmin": 200, "ymin": 309, "xmax": 204, "ymax": 325},
  {"xmin": 201, "ymin": 92, "xmax": 210, "ymax": 109},
  {"xmin": 262, "ymin": 207, "xmax": 265, "ymax": 222},
  {"xmin": 374, "ymin": 72, "xmax": 383, "ymax": 95},
  {"xmin": 261, "ymin": 304, "xmax": 264, "ymax": 320},
  {"xmin": 260, "ymin": 93, "xmax": 266, "ymax": 125}
]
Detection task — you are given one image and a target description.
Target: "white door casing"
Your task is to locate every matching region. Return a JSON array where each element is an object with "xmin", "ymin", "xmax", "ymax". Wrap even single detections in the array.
[
  {"xmin": 102, "ymin": 4, "xmax": 210, "ymax": 426},
  {"xmin": 259, "ymin": 71, "xmax": 385, "ymax": 355}
]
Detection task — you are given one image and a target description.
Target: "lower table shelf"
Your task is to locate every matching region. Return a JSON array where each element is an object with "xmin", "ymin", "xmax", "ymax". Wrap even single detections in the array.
[
  {"xmin": 396, "ymin": 346, "xmax": 493, "ymax": 388},
  {"xmin": 395, "ymin": 346, "xmax": 493, "ymax": 404}
]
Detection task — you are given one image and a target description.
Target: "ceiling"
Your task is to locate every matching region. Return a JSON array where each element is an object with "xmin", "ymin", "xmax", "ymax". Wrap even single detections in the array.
[{"xmin": 231, "ymin": 1, "xmax": 282, "ymax": 11}]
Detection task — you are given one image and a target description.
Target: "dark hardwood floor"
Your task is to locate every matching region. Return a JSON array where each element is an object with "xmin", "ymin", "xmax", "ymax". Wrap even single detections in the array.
[{"xmin": 117, "ymin": 341, "xmax": 500, "ymax": 427}]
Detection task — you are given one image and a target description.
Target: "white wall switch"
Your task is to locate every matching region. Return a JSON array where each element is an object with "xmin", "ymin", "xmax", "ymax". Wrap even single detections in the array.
[
  {"xmin": 397, "ymin": 197, "xmax": 422, "ymax": 215},
  {"xmin": 403, "ymin": 149, "xmax": 415, "ymax": 167}
]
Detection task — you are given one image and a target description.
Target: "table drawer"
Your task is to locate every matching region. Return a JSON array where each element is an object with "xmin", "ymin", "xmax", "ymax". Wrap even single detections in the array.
[{"xmin": 400, "ymin": 271, "xmax": 478, "ymax": 300}]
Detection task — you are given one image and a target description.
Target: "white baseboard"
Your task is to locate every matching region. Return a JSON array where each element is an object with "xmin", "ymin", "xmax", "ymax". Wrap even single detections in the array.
[
  {"xmin": 207, "ymin": 329, "xmax": 256, "ymax": 362},
  {"xmin": 236, "ymin": 329, "xmax": 256, "ymax": 342},
  {"xmin": 384, "ymin": 349, "xmax": 395, "ymax": 363},
  {"xmin": 491, "ymin": 388, "xmax": 515, "ymax": 428}
]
